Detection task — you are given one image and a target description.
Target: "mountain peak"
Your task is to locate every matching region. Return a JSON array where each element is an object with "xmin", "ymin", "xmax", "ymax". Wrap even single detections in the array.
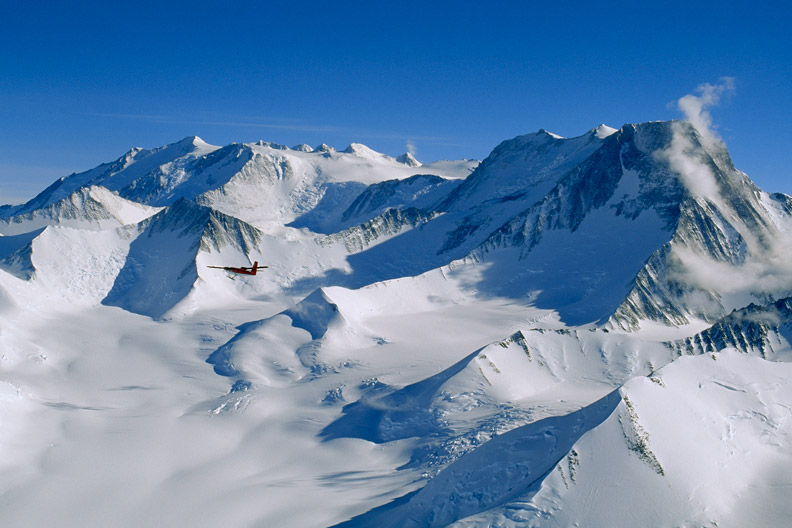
[
  {"xmin": 396, "ymin": 152, "xmax": 421, "ymax": 167},
  {"xmin": 315, "ymin": 143, "xmax": 335, "ymax": 153},
  {"xmin": 593, "ymin": 124, "xmax": 618, "ymax": 139},
  {"xmin": 255, "ymin": 140, "xmax": 289, "ymax": 150},
  {"xmin": 342, "ymin": 142, "xmax": 378, "ymax": 156},
  {"xmin": 177, "ymin": 135, "xmax": 212, "ymax": 149},
  {"xmin": 537, "ymin": 128, "xmax": 564, "ymax": 139}
]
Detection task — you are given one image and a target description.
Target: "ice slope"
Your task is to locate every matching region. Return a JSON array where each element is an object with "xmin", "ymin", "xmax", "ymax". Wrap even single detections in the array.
[
  {"xmin": 334, "ymin": 391, "xmax": 622, "ymax": 528},
  {"xmin": 317, "ymin": 302, "xmax": 680, "ymax": 491},
  {"xmin": 439, "ymin": 127, "xmax": 611, "ymax": 212},
  {"xmin": 208, "ymin": 141, "xmax": 475, "ymax": 233}
]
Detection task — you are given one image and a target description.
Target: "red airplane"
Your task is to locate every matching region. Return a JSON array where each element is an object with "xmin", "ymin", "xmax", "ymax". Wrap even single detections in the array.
[{"xmin": 207, "ymin": 261, "xmax": 266, "ymax": 275}]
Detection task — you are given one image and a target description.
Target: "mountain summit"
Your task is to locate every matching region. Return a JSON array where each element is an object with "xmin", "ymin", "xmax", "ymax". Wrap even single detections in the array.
[{"xmin": 1, "ymin": 122, "xmax": 790, "ymax": 528}]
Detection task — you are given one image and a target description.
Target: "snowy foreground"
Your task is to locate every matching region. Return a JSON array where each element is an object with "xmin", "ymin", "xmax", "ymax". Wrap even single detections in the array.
[{"xmin": 1, "ymin": 126, "xmax": 792, "ymax": 527}]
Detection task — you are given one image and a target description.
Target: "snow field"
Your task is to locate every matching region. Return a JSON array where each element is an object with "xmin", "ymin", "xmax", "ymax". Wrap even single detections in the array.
[{"xmin": 2, "ymin": 124, "xmax": 792, "ymax": 527}]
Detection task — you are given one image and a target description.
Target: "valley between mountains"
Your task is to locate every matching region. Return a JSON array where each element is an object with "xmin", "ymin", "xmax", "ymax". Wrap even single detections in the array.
[{"xmin": 1, "ymin": 121, "xmax": 791, "ymax": 527}]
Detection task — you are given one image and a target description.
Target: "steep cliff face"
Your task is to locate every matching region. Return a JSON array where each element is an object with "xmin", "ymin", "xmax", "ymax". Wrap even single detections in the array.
[
  {"xmin": 419, "ymin": 121, "xmax": 792, "ymax": 329},
  {"xmin": 102, "ymin": 198, "xmax": 265, "ymax": 318},
  {"xmin": 340, "ymin": 174, "xmax": 459, "ymax": 228},
  {"xmin": 609, "ymin": 123, "xmax": 792, "ymax": 329},
  {"xmin": 669, "ymin": 297, "xmax": 792, "ymax": 359}
]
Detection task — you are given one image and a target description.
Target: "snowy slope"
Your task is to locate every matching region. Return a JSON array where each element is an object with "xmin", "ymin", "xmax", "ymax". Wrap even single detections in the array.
[
  {"xmin": 0, "ymin": 223, "xmax": 135, "ymax": 303},
  {"xmin": 2, "ymin": 136, "xmax": 218, "ymax": 216},
  {"xmin": 1, "ymin": 123, "xmax": 792, "ymax": 528},
  {"xmin": 0, "ymin": 185, "xmax": 159, "ymax": 235},
  {"xmin": 453, "ymin": 350, "xmax": 792, "ymax": 528}
]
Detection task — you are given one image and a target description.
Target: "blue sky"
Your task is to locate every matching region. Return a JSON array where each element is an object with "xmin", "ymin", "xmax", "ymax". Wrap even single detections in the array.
[{"xmin": 1, "ymin": 1, "xmax": 790, "ymax": 203}]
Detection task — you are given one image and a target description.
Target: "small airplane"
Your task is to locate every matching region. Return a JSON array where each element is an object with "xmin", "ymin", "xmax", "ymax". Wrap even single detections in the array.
[{"xmin": 207, "ymin": 261, "xmax": 266, "ymax": 276}]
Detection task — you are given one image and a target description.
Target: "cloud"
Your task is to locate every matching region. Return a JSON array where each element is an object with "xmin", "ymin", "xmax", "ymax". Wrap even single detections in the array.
[
  {"xmin": 657, "ymin": 124, "xmax": 721, "ymax": 200},
  {"xmin": 670, "ymin": 237, "xmax": 792, "ymax": 298},
  {"xmin": 655, "ymin": 78, "xmax": 736, "ymax": 203},
  {"xmin": 676, "ymin": 77, "xmax": 735, "ymax": 150},
  {"xmin": 406, "ymin": 140, "xmax": 417, "ymax": 156},
  {"xmin": 90, "ymin": 112, "xmax": 453, "ymax": 144},
  {"xmin": 656, "ymin": 79, "xmax": 792, "ymax": 301}
]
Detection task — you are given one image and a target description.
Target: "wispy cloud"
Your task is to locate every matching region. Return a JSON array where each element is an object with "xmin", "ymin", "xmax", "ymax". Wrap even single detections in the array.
[
  {"xmin": 656, "ymin": 78, "xmax": 736, "ymax": 202},
  {"xmin": 675, "ymin": 77, "xmax": 735, "ymax": 150},
  {"xmin": 671, "ymin": 239, "xmax": 792, "ymax": 297},
  {"xmin": 661, "ymin": 78, "xmax": 792, "ymax": 300},
  {"xmin": 89, "ymin": 112, "xmax": 456, "ymax": 145}
]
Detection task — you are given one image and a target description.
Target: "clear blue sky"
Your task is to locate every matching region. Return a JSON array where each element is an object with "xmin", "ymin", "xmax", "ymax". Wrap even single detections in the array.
[{"xmin": 1, "ymin": 1, "xmax": 790, "ymax": 204}]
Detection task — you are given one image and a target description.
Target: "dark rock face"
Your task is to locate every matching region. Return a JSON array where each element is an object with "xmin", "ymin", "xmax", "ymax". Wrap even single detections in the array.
[{"xmin": 670, "ymin": 297, "xmax": 792, "ymax": 358}]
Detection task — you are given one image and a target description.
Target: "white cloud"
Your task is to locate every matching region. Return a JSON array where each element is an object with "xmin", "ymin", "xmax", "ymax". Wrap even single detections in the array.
[
  {"xmin": 676, "ymin": 77, "xmax": 735, "ymax": 150},
  {"xmin": 659, "ymin": 79, "xmax": 792, "ymax": 301},
  {"xmin": 671, "ymin": 242, "xmax": 792, "ymax": 297},
  {"xmin": 657, "ymin": 123, "xmax": 722, "ymax": 201},
  {"xmin": 655, "ymin": 78, "xmax": 736, "ymax": 203}
]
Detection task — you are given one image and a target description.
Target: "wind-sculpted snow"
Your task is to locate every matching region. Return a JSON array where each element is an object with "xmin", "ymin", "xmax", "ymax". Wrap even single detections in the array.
[
  {"xmin": 333, "ymin": 390, "xmax": 621, "ymax": 528},
  {"xmin": 320, "ymin": 320, "xmax": 676, "ymax": 493},
  {"xmin": 282, "ymin": 288, "xmax": 345, "ymax": 340},
  {"xmin": 207, "ymin": 288, "xmax": 347, "ymax": 383},
  {"xmin": 321, "ymin": 350, "xmax": 481, "ymax": 444}
]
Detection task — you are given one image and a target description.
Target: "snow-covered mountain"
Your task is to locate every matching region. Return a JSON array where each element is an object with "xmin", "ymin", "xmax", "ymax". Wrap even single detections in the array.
[
  {"xmin": 0, "ymin": 185, "xmax": 160, "ymax": 236},
  {"xmin": 2, "ymin": 136, "xmax": 475, "ymax": 235},
  {"xmin": 1, "ymin": 125, "xmax": 791, "ymax": 528}
]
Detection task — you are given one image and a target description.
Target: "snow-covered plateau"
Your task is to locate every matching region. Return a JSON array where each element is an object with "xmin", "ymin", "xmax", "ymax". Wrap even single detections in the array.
[{"xmin": 1, "ymin": 124, "xmax": 791, "ymax": 527}]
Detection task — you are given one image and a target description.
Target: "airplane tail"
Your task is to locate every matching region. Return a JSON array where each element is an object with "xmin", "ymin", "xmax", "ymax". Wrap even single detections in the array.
[{"xmin": 251, "ymin": 261, "xmax": 258, "ymax": 275}]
